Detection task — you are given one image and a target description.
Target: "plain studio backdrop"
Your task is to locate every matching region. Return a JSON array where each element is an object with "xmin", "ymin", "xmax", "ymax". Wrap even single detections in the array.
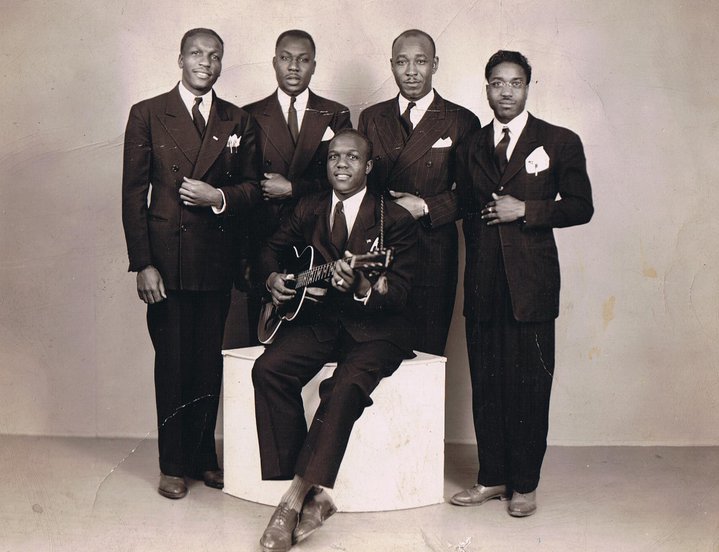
[{"xmin": 1, "ymin": 0, "xmax": 718, "ymax": 451}]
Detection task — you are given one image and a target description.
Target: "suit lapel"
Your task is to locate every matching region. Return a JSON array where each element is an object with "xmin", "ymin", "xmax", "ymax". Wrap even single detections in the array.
[
  {"xmin": 347, "ymin": 193, "xmax": 378, "ymax": 254},
  {"xmin": 256, "ymin": 94, "xmax": 295, "ymax": 166},
  {"xmin": 158, "ymin": 85, "xmax": 202, "ymax": 165},
  {"xmin": 500, "ymin": 114, "xmax": 539, "ymax": 187},
  {"xmin": 388, "ymin": 92, "xmax": 449, "ymax": 182},
  {"xmin": 475, "ymin": 124, "xmax": 500, "ymax": 186},
  {"xmin": 373, "ymin": 101, "xmax": 405, "ymax": 166},
  {"xmin": 192, "ymin": 95, "xmax": 236, "ymax": 180},
  {"xmin": 289, "ymin": 91, "xmax": 330, "ymax": 178}
]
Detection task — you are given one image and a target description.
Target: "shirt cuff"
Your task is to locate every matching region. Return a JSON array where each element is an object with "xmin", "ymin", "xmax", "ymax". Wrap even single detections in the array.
[
  {"xmin": 353, "ymin": 286, "xmax": 372, "ymax": 305},
  {"xmin": 211, "ymin": 189, "xmax": 226, "ymax": 214}
]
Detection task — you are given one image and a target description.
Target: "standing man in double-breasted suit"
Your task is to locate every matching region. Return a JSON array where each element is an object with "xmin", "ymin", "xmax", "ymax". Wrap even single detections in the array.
[
  {"xmin": 358, "ymin": 29, "xmax": 480, "ymax": 356},
  {"xmin": 122, "ymin": 28, "xmax": 260, "ymax": 499},
  {"xmin": 241, "ymin": 30, "xmax": 351, "ymax": 343},
  {"xmin": 451, "ymin": 50, "xmax": 593, "ymax": 517}
]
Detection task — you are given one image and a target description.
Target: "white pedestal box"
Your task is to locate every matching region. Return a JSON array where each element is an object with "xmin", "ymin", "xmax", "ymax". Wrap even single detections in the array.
[{"xmin": 222, "ymin": 346, "xmax": 446, "ymax": 512}]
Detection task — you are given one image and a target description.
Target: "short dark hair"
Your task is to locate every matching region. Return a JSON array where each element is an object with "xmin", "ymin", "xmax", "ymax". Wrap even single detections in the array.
[
  {"xmin": 275, "ymin": 29, "xmax": 316, "ymax": 57},
  {"xmin": 330, "ymin": 128, "xmax": 373, "ymax": 161},
  {"xmin": 392, "ymin": 29, "xmax": 436, "ymax": 58},
  {"xmin": 180, "ymin": 28, "xmax": 224, "ymax": 54},
  {"xmin": 485, "ymin": 50, "xmax": 532, "ymax": 83}
]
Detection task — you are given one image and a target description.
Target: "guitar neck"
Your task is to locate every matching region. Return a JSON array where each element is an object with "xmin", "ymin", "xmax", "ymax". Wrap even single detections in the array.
[{"xmin": 295, "ymin": 261, "xmax": 336, "ymax": 289}]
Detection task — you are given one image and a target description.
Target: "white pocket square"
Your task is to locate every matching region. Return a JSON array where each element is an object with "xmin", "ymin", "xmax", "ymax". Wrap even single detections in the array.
[
  {"xmin": 226, "ymin": 134, "xmax": 241, "ymax": 153},
  {"xmin": 431, "ymin": 136, "xmax": 452, "ymax": 148},
  {"xmin": 321, "ymin": 127, "xmax": 335, "ymax": 141},
  {"xmin": 525, "ymin": 146, "xmax": 550, "ymax": 175}
]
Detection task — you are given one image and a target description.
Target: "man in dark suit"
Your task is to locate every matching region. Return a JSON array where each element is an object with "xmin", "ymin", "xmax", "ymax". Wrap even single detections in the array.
[
  {"xmin": 241, "ymin": 30, "xmax": 352, "ymax": 343},
  {"xmin": 451, "ymin": 51, "xmax": 593, "ymax": 516},
  {"xmin": 253, "ymin": 129, "xmax": 416, "ymax": 551},
  {"xmin": 358, "ymin": 29, "xmax": 480, "ymax": 356},
  {"xmin": 122, "ymin": 28, "xmax": 260, "ymax": 499}
]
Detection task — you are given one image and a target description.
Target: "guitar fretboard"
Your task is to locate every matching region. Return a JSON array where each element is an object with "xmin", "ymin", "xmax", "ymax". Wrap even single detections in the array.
[{"xmin": 296, "ymin": 262, "xmax": 335, "ymax": 288}]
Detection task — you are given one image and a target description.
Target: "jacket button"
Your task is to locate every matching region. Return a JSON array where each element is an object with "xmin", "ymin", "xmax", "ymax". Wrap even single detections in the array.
[
  {"xmin": 499, "ymin": 186, "xmax": 504, "ymax": 191},
  {"xmin": 180, "ymin": 224, "xmax": 187, "ymax": 232},
  {"xmin": 226, "ymin": 171, "xmax": 232, "ymax": 178},
  {"xmin": 171, "ymin": 164, "xmax": 179, "ymax": 172},
  {"xmin": 425, "ymin": 161, "xmax": 433, "ymax": 167},
  {"xmin": 415, "ymin": 190, "xmax": 421, "ymax": 196},
  {"xmin": 265, "ymin": 159, "xmax": 272, "ymax": 166}
]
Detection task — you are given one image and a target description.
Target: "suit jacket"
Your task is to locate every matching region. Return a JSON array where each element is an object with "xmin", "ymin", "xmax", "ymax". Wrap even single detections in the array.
[
  {"xmin": 358, "ymin": 91, "xmax": 480, "ymax": 288},
  {"xmin": 242, "ymin": 90, "xmax": 352, "ymax": 247},
  {"xmin": 259, "ymin": 190, "xmax": 417, "ymax": 352},
  {"xmin": 456, "ymin": 114, "xmax": 594, "ymax": 322},
  {"xmin": 122, "ymin": 84, "xmax": 261, "ymax": 291}
]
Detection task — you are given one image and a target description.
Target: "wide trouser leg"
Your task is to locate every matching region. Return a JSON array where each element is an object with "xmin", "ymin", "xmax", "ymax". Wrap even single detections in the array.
[
  {"xmin": 409, "ymin": 281, "xmax": 456, "ymax": 356},
  {"xmin": 147, "ymin": 290, "xmax": 230, "ymax": 476},
  {"xmin": 252, "ymin": 324, "xmax": 335, "ymax": 481},
  {"xmin": 295, "ymin": 334, "xmax": 406, "ymax": 488},
  {"xmin": 466, "ymin": 260, "xmax": 555, "ymax": 494}
]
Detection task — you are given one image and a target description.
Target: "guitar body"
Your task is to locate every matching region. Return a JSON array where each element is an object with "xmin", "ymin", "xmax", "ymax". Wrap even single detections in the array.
[
  {"xmin": 257, "ymin": 246, "xmax": 313, "ymax": 345},
  {"xmin": 257, "ymin": 246, "xmax": 393, "ymax": 345}
]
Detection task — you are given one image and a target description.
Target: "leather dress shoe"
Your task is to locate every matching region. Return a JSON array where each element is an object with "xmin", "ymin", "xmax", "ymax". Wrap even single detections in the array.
[
  {"xmin": 450, "ymin": 484, "xmax": 509, "ymax": 506},
  {"xmin": 508, "ymin": 491, "xmax": 537, "ymax": 517},
  {"xmin": 158, "ymin": 474, "xmax": 187, "ymax": 499},
  {"xmin": 294, "ymin": 487, "xmax": 337, "ymax": 543},
  {"xmin": 200, "ymin": 469, "xmax": 224, "ymax": 489},
  {"xmin": 260, "ymin": 502, "xmax": 299, "ymax": 552}
]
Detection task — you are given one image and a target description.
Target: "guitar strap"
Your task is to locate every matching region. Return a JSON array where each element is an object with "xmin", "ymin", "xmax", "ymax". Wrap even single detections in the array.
[{"xmin": 374, "ymin": 192, "xmax": 389, "ymax": 295}]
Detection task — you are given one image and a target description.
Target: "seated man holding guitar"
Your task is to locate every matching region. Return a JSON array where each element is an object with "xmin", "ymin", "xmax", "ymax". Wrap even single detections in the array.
[{"xmin": 252, "ymin": 129, "xmax": 417, "ymax": 552}]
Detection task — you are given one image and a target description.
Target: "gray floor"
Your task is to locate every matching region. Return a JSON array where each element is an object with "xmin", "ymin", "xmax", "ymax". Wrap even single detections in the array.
[{"xmin": 1, "ymin": 436, "xmax": 718, "ymax": 551}]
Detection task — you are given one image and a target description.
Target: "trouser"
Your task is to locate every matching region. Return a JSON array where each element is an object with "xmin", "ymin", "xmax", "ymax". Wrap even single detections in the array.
[
  {"xmin": 147, "ymin": 289, "xmax": 230, "ymax": 476},
  {"xmin": 409, "ymin": 281, "xmax": 457, "ymax": 356},
  {"xmin": 252, "ymin": 322, "xmax": 406, "ymax": 488}
]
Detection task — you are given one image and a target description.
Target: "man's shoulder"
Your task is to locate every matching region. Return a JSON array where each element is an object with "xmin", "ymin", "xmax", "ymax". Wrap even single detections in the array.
[
  {"xmin": 308, "ymin": 90, "xmax": 350, "ymax": 115},
  {"xmin": 241, "ymin": 93, "xmax": 275, "ymax": 115},
  {"xmin": 130, "ymin": 87, "xmax": 176, "ymax": 112},
  {"xmin": 530, "ymin": 115, "xmax": 582, "ymax": 143},
  {"xmin": 435, "ymin": 93, "xmax": 475, "ymax": 118},
  {"xmin": 215, "ymin": 95, "xmax": 251, "ymax": 119},
  {"xmin": 358, "ymin": 98, "xmax": 396, "ymax": 120}
]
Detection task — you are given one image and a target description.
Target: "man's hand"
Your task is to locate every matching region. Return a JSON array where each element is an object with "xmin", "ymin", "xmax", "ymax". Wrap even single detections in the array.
[
  {"xmin": 481, "ymin": 192, "xmax": 525, "ymax": 226},
  {"xmin": 332, "ymin": 253, "xmax": 371, "ymax": 297},
  {"xmin": 389, "ymin": 190, "xmax": 427, "ymax": 220},
  {"xmin": 261, "ymin": 173, "xmax": 293, "ymax": 200},
  {"xmin": 267, "ymin": 272, "xmax": 297, "ymax": 306},
  {"xmin": 137, "ymin": 266, "xmax": 167, "ymax": 304},
  {"xmin": 179, "ymin": 177, "xmax": 223, "ymax": 208}
]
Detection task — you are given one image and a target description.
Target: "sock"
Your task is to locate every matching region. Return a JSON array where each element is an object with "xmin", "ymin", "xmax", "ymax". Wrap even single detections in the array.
[{"xmin": 280, "ymin": 475, "xmax": 313, "ymax": 512}]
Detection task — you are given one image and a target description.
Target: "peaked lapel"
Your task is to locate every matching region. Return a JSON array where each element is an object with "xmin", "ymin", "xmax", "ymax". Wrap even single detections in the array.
[
  {"xmin": 311, "ymin": 194, "xmax": 339, "ymax": 263},
  {"xmin": 373, "ymin": 100, "xmax": 405, "ymax": 166},
  {"xmin": 499, "ymin": 114, "xmax": 540, "ymax": 187},
  {"xmin": 192, "ymin": 94, "xmax": 237, "ymax": 180},
  {"xmin": 388, "ymin": 92, "xmax": 450, "ymax": 182},
  {"xmin": 158, "ymin": 85, "xmax": 202, "ymax": 165},
  {"xmin": 474, "ymin": 124, "xmax": 500, "ymax": 187},
  {"xmin": 289, "ymin": 90, "xmax": 331, "ymax": 178},
  {"xmin": 256, "ymin": 94, "xmax": 295, "ymax": 166},
  {"xmin": 346, "ymin": 192, "xmax": 378, "ymax": 254}
]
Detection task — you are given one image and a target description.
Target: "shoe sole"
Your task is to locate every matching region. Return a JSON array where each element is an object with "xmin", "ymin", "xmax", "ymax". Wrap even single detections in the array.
[
  {"xmin": 508, "ymin": 507, "xmax": 537, "ymax": 517},
  {"xmin": 450, "ymin": 494, "xmax": 509, "ymax": 506},
  {"xmin": 157, "ymin": 488, "xmax": 187, "ymax": 499},
  {"xmin": 293, "ymin": 505, "xmax": 337, "ymax": 544}
]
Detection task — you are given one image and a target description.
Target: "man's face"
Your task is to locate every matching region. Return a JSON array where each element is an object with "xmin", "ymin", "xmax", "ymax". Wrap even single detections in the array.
[
  {"xmin": 178, "ymin": 33, "xmax": 223, "ymax": 95},
  {"xmin": 486, "ymin": 62, "xmax": 529, "ymax": 124},
  {"xmin": 391, "ymin": 35, "xmax": 438, "ymax": 101},
  {"xmin": 273, "ymin": 36, "xmax": 316, "ymax": 96},
  {"xmin": 327, "ymin": 134, "xmax": 372, "ymax": 200}
]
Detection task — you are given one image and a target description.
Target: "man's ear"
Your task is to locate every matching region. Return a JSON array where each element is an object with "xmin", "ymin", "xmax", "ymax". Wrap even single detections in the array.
[
  {"xmin": 178, "ymin": 54, "xmax": 184, "ymax": 69},
  {"xmin": 365, "ymin": 159, "xmax": 373, "ymax": 175}
]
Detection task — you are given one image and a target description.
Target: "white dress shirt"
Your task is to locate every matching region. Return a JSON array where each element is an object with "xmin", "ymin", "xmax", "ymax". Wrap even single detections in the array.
[
  {"xmin": 492, "ymin": 110, "xmax": 529, "ymax": 162},
  {"xmin": 397, "ymin": 89, "xmax": 435, "ymax": 128}
]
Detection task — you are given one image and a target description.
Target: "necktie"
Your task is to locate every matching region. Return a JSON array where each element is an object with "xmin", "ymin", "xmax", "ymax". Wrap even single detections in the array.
[
  {"xmin": 331, "ymin": 201, "xmax": 348, "ymax": 254},
  {"xmin": 400, "ymin": 101, "xmax": 416, "ymax": 138},
  {"xmin": 494, "ymin": 126, "xmax": 510, "ymax": 173},
  {"xmin": 192, "ymin": 96, "xmax": 206, "ymax": 137},
  {"xmin": 288, "ymin": 95, "xmax": 299, "ymax": 144}
]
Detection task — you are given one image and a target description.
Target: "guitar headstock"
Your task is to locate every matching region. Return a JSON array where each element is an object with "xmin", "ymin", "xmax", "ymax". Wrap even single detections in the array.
[{"xmin": 349, "ymin": 248, "xmax": 394, "ymax": 274}]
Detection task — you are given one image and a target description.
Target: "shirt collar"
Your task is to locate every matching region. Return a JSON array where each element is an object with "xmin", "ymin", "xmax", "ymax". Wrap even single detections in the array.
[
  {"xmin": 331, "ymin": 187, "xmax": 367, "ymax": 236},
  {"xmin": 178, "ymin": 81, "xmax": 213, "ymax": 115},
  {"xmin": 398, "ymin": 89, "xmax": 435, "ymax": 114},
  {"xmin": 277, "ymin": 87, "xmax": 309, "ymax": 112},
  {"xmin": 492, "ymin": 110, "xmax": 528, "ymax": 141}
]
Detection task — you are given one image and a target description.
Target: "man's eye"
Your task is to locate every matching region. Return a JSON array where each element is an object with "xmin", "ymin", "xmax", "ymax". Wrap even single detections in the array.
[
  {"xmin": 328, "ymin": 154, "xmax": 338, "ymax": 160},
  {"xmin": 417, "ymin": 59, "xmax": 426, "ymax": 64},
  {"xmin": 349, "ymin": 154, "xmax": 358, "ymax": 160}
]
